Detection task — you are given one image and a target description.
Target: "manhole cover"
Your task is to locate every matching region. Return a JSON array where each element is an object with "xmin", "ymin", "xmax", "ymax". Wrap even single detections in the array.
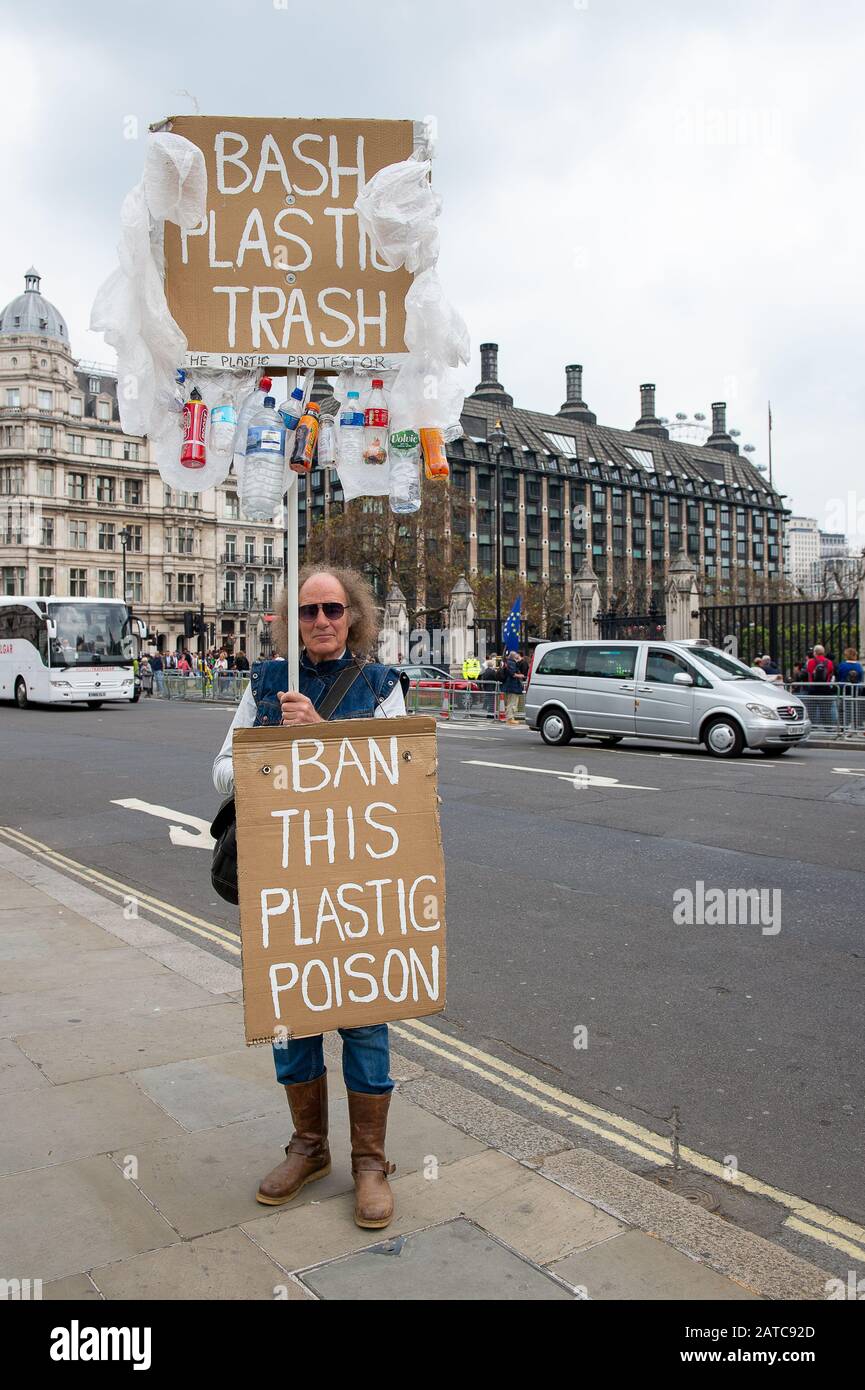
[{"xmin": 650, "ymin": 1167, "xmax": 721, "ymax": 1212}]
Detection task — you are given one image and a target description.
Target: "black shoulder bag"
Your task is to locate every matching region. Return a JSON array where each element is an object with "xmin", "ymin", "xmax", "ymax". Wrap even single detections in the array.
[{"xmin": 210, "ymin": 662, "xmax": 366, "ymax": 905}]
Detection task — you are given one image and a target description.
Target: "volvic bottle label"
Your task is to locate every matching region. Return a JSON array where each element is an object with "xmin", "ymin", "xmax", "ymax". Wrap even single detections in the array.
[{"xmin": 389, "ymin": 429, "xmax": 420, "ymax": 455}]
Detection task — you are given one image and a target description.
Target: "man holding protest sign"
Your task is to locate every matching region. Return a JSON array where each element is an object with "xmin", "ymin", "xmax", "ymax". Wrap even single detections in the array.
[{"xmin": 212, "ymin": 564, "xmax": 413, "ymax": 1228}]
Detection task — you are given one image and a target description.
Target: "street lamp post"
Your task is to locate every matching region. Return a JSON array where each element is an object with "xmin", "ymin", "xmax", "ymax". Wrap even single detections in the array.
[
  {"xmin": 119, "ymin": 526, "xmax": 130, "ymax": 609},
  {"xmin": 487, "ymin": 418, "xmax": 507, "ymax": 653}
]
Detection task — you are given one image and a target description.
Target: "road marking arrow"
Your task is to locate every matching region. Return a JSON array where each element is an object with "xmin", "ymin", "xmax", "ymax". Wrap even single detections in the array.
[
  {"xmin": 461, "ymin": 759, "xmax": 658, "ymax": 790},
  {"xmin": 111, "ymin": 798, "xmax": 214, "ymax": 848}
]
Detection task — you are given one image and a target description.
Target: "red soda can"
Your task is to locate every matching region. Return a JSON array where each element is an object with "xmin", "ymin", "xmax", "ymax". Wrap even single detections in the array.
[{"xmin": 181, "ymin": 388, "xmax": 208, "ymax": 469}]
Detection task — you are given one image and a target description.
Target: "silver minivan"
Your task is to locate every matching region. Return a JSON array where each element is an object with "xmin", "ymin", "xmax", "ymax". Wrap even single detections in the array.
[{"xmin": 525, "ymin": 639, "xmax": 811, "ymax": 757}]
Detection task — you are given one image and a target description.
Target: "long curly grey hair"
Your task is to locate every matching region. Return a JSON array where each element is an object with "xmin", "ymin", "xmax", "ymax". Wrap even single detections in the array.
[{"xmin": 270, "ymin": 564, "xmax": 380, "ymax": 660}]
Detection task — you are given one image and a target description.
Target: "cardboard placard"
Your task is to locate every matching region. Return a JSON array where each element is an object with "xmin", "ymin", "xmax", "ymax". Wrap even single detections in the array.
[
  {"xmin": 233, "ymin": 715, "xmax": 446, "ymax": 1043},
  {"xmin": 159, "ymin": 115, "xmax": 417, "ymax": 364}
]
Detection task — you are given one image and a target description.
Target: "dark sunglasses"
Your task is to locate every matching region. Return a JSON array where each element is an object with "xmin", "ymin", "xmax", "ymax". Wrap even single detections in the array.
[{"xmin": 298, "ymin": 602, "xmax": 348, "ymax": 621}]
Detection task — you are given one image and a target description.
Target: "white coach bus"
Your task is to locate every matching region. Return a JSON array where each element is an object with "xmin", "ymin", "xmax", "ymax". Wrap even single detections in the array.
[{"xmin": 0, "ymin": 596, "xmax": 147, "ymax": 709}]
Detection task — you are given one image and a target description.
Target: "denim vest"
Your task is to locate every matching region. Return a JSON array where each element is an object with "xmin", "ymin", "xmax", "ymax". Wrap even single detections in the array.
[{"xmin": 249, "ymin": 650, "xmax": 400, "ymax": 727}]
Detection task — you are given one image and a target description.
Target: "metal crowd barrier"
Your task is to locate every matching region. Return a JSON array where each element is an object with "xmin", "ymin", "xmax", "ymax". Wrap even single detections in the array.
[
  {"xmin": 406, "ymin": 680, "xmax": 526, "ymax": 722},
  {"xmin": 783, "ymin": 682, "xmax": 865, "ymax": 739},
  {"xmin": 160, "ymin": 671, "xmax": 250, "ymax": 704}
]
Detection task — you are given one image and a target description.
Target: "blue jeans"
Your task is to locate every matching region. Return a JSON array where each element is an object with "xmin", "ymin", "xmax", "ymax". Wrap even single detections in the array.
[{"xmin": 272, "ymin": 1024, "xmax": 393, "ymax": 1095}]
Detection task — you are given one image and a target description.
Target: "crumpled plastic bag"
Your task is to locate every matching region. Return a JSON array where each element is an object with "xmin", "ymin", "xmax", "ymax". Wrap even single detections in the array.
[
  {"xmin": 388, "ymin": 355, "xmax": 468, "ymax": 433},
  {"xmin": 156, "ymin": 367, "xmax": 259, "ymax": 492},
  {"xmin": 90, "ymin": 132, "xmax": 207, "ymax": 450},
  {"xmin": 355, "ymin": 156, "xmax": 441, "ymax": 274},
  {"xmin": 404, "ymin": 268, "xmax": 470, "ymax": 368}
]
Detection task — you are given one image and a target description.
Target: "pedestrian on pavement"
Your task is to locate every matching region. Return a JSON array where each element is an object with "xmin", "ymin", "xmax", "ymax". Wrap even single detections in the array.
[
  {"xmin": 212, "ymin": 564, "xmax": 406, "ymax": 1229},
  {"xmin": 837, "ymin": 646, "xmax": 864, "ymax": 733},
  {"xmin": 177, "ymin": 652, "xmax": 191, "ymax": 674},
  {"xmin": 502, "ymin": 649, "xmax": 524, "ymax": 724},
  {"xmin": 149, "ymin": 651, "xmax": 164, "ymax": 696},
  {"xmin": 805, "ymin": 644, "xmax": 838, "ymax": 731},
  {"xmin": 233, "ymin": 649, "xmax": 250, "ymax": 673},
  {"xmin": 480, "ymin": 654, "xmax": 501, "ymax": 717},
  {"xmin": 140, "ymin": 656, "xmax": 153, "ymax": 696}
]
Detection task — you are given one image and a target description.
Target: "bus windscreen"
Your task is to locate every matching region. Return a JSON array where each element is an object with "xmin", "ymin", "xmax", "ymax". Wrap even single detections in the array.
[{"xmin": 47, "ymin": 603, "xmax": 130, "ymax": 666}]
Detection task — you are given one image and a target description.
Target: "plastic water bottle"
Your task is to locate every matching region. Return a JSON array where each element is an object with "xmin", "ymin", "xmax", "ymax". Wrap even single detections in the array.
[
  {"xmin": 233, "ymin": 375, "xmax": 272, "ymax": 482},
  {"xmin": 388, "ymin": 429, "xmax": 421, "ymax": 514},
  {"xmin": 240, "ymin": 396, "xmax": 286, "ymax": 520},
  {"xmin": 278, "ymin": 387, "xmax": 305, "ymax": 432},
  {"xmin": 363, "ymin": 378, "xmax": 389, "ymax": 465},
  {"xmin": 210, "ymin": 402, "xmax": 237, "ymax": 453},
  {"xmin": 338, "ymin": 390, "xmax": 364, "ymax": 468},
  {"xmin": 317, "ymin": 412, "xmax": 336, "ymax": 467}
]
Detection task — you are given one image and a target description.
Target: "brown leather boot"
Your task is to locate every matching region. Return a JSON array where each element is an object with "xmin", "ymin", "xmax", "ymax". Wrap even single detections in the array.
[
  {"xmin": 256, "ymin": 1072, "xmax": 331, "ymax": 1206},
  {"xmin": 347, "ymin": 1089, "xmax": 397, "ymax": 1229}
]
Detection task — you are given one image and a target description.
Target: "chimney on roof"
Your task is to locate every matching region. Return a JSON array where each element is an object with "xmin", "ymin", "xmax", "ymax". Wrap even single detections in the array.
[
  {"xmin": 465, "ymin": 341, "xmax": 514, "ymax": 408},
  {"xmin": 706, "ymin": 401, "xmax": 739, "ymax": 454},
  {"xmin": 557, "ymin": 363, "xmax": 597, "ymax": 425},
  {"xmin": 633, "ymin": 383, "xmax": 669, "ymax": 439}
]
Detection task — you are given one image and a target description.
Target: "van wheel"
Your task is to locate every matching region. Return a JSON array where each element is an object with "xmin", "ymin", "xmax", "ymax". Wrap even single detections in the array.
[
  {"xmin": 539, "ymin": 710, "xmax": 572, "ymax": 746},
  {"xmin": 14, "ymin": 678, "xmax": 28, "ymax": 709},
  {"xmin": 87, "ymin": 701, "xmax": 104, "ymax": 710},
  {"xmin": 703, "ymin": 717, "xmax": 744, "ymax": 758},
  {"xmin": 597, "ymin": 735, "xmax": 623, "ymax": 746}
]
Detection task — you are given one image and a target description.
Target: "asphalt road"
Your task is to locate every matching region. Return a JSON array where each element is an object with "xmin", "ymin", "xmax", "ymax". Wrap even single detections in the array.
[{"xmin": 2, "ymin": 695, "xmax": 864, "ymax": 1240}]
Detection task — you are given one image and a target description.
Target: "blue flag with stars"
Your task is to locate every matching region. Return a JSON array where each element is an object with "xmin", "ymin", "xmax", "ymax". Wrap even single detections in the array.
[{"xmin": 502, "ymin": 596, "xmax": 522, "ymax": 653}]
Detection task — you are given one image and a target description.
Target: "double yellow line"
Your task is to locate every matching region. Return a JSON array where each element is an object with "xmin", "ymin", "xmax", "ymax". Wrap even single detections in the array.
[{"xmin": 3, "ymin": 824, "xmax": 863, "ymax": 1264}]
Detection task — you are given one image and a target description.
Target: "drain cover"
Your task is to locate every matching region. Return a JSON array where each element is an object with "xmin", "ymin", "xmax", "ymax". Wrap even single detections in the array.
[{"xmin": 650, "ymin": 1167, "xmax": 721, "ymax": 1212}]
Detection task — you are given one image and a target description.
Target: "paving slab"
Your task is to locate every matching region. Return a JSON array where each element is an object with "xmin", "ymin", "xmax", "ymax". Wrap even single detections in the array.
[
  {"xmin": 247, "ymin": 1149, "xmax": 553, "ymax": 1272},
  {"xmin": 548, "ymin": 1228, "xmax": 759, "ymax": 1300},
  {"xmin": 0, "ymin": 1037, "xmax": 51, "ymax": 1095},
  {"xmin": 13, "ymin": 1001, "xmax": 246, "ymax": 1084},
  {"xmin": 399, "ymin": 1071, "xmax": 571, "ymax": 1164},
  {"xmin": 0, "ymin": 945, "xmax": 172, "ymax": 996},
  {"xmin": 0, "ymin": 1074, "xmax": 182, "ymax": 1175},
  {"xmin": 302, "ymin": 1217, "xmax": 574, "ymax": 1301},
  {"xmin": 0, "ymin": 912, "xmax": 125, "ymax": 957},
  {"xmin": 90, "ymin": 1228, "xmax": 314, "ymax": 1301},
  {"xmin": 0, "ymin": 970, "xmax": 216, "ymax": 1037},
  {"xmin": 0, "ymin": 1154, "xmax": 178, "ymax": 1282},
  {"xmin": 42, "ymin": 1274, "xmax": 103, "ymax": 1300},
  {"xmin": 540, "ymin": 1146, "xmax": 833, "ymax": 1300},
  {"xmin": 130, "ymin": 1048, "xmax": 289, "ymax": 1131},
  {"xmin": 113, "ymin": 1093, "xmax": 485, "ymax": 1240}
]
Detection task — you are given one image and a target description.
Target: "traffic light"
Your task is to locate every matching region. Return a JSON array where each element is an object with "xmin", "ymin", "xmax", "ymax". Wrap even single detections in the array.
[
  {"xmin": 183, "ymin": 611, "xmax": 195, "ymax": 638},
  {"xmin": 194, "ymin": 612, "xmax": 206, "ymax": 638}
]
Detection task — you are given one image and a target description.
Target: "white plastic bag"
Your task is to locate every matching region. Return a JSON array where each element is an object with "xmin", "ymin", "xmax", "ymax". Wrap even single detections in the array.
[
  {"xmin": 354, "ymin": 157, "xmax": 441, "ymax": 274},
  {"xmin": 404, "ymin": 268, "xmax": 470, "ymax": 368}
]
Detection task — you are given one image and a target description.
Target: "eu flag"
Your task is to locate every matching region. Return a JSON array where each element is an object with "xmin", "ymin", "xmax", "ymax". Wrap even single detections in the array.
[{"xmin": 502, "ymin": 596, "xmax": 522, "ymax": 653}]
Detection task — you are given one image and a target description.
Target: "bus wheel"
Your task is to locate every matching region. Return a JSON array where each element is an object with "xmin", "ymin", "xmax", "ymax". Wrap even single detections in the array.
[
  {"xmin": 14, "ymin": 679, "xmax": 28, "ymax": 709},
  {"xmin": 87, "ymin": 701, "xmax": 104, "ymax": 710}
]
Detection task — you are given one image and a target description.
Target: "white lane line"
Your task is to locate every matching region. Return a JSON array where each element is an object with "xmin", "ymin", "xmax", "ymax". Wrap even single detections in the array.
[
  {"xmin": 111, "ymin": 797, "xmax": 214, "ymax": 848},
  {"xmin": 833, "ymin": 767, "xmax": 865, "ymax": 777},
  {"xmin": 461, "ymin": 759, "xmax": 658, "ymax": 791}
]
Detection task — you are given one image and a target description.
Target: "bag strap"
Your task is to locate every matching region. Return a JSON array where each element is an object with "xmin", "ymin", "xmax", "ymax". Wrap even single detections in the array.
[{"xmin": 315, "ymin": 660, "xmax": 366, "ymax": 720}]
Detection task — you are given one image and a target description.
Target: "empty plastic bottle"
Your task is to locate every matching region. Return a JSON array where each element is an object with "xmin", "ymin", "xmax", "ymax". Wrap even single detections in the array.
[
  {"xmin": 388, "ymin": 429, "xmax": 421, "ymax": 514},
  {"xmin": 317, "ymin": 413, "xmax": 336, "ymax": 467},
  {"xmin": 338, "ymin": 390, "xmax": 365, "ymax": 468},
  {"xmin": 240, "ymin": 395, "xmax": 286, "ymax": 520},
  {"xmin": 363, "ymin": 378, "xmax": 389, "ymax": 465},
  {"xmin": 278, "ymin": 387, "xmax": 305, "ymax": 432}
]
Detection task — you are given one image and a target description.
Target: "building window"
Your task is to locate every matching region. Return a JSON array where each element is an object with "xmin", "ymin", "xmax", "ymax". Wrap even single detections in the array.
[
  {"xmin": 98, "ymin": 521, "xmax": 115, "ymax": 550},
  {"xmin": 98, "ymin": 569, "xmax": 116, "ymax": 598},
  {"xmin": 38, "ymin": 389, "xmax": 53, "ymax": 410},
  {"xmin": 41, "ymin": 516, "xmax": 54, "ymax": 547},
  {"xmin": 96, "ymin": 476, "xmax": 115, "ymax": 504},
  {"xmin": 225, "ymin": 492, "xmax": 240, "ymax": 520},
  {"xmin": 244, "ymin": 575, "xmax": 256, "ymax": 607},
  {"xmin": 178, "ymin": 573, "xmax": 196, "ymax": 602},
  {"xmin": 127, "ymin": 571, "xmax": 143, "ymax": 603},
  {"xmin": 177, "ymin": 526, "xmax": 194, "ymax": 555},
  {"xmin": 224, "ymin": 572, "xmax": 237, "ymax": 604},
  {"xmin": 68, "ymin": 434, "xmax": 84, "ymax": 454},
  {"xmin": 89, "ymin": 377, "xmax": 101, "ymax": 394},
  {"xmin": 126, "ymin": 524, "xmax": 143, "ymax": 552},
  {"xmin": 263, "ymin": 539, "xmax": 274, "ymax": 565},
  {"xmin": 2, "ymin": 423, "xmax": 24, "ymax": 447},
  {"xmin": 69, "ymin": 520, "xmax": 87, "ymax": 548},
  {"xmin": 244, "ymin": 537, "xmax": 256, "ymax": 564},
  {"xmin": 122, "ymin": 442, "xmax": 140, "ymax": 461},
  {"xmin": 69, "ymin": 397, "xmax": 83, "ymax": 417},
  {"xmin": 6, "ymin": 389, "xmax": 21, "ymax": 408},
  {"xmin": 67, "ymin": 472, "xmax": 86, "ymax": 501},
  {"xmin": 263, "ymin": 575, "xmax": 275, "ymax": 608},
  {"xmin": 1, "ymin": 465, "xmax": 24, "ymax": 495},
  {"xmin": 97, "ymin": 401, "xmax": 111, "ymax": 422},
  {"xmin": 225, "ymin": 534, "xmax": 237, "ymax": 562},
  {"xmin": 124, "ymin": 478, "xmax": 142, "ymax": 506},
  {"xmin": 94, "ymin": 437, "xmax": 112, "ymax": 457},
  {"xmin": 37, "ymin": 465, "xmax": 54, "ymax": 496},
  {"xmin": 38, "ymin": 426, "xmax": 53, "ymax": 448},
  {"xmin": 38, "ymin": 566, "xmax": 54, "ymax": 596},
  {"xmin": 2, "ymin": 566, "xmax": 27, "ymax": 595},
  {"xmin": 70, "ymin": 567, "xmax": 87, "ymax": 597}
]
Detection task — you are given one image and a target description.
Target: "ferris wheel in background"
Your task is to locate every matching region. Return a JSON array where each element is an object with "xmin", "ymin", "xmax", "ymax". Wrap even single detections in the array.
[{"xmin": 660, "ymin": 412, "xmax": 768, "ymax": 473}]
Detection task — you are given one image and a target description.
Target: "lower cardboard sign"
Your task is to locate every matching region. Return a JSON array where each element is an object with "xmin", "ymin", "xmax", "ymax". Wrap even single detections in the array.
[{"xmin": 233, "ymin": 715, "xmax": 446, "ymax": 1043}]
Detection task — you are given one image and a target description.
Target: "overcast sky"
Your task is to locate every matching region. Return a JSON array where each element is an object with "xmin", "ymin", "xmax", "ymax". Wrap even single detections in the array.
[{"xmin": 2, "ymin": 0, "xmax": 862, "ymax": 537}]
